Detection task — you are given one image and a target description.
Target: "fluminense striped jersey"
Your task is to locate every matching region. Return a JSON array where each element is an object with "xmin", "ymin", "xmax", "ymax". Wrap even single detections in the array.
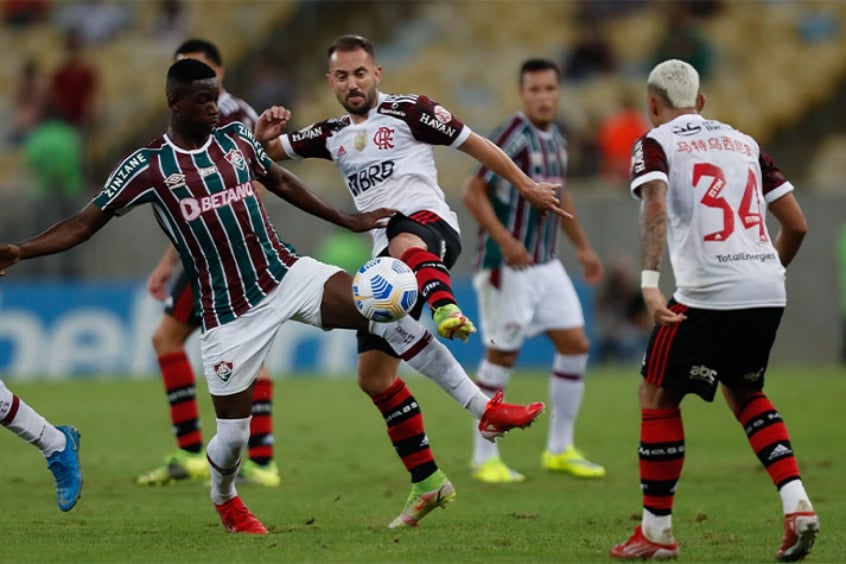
[
  {"xmin": 473, "ymin": 112, "xmax": 567, "ymax": 270},
  {"xmin": 279, "ymin": 92, "xmax": 470, "ymax": 254},
  {"xmin": 218, "ymin": 90, "xmax": 259, "ymax": 131},
  {"xmin": 92, "ymin": 122, "xmax": 298, "ymax": 330}
]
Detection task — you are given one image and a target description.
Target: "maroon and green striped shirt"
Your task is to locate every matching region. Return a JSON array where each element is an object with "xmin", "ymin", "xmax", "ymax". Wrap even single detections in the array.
[
  {"xmin": 473, "ymin": 112, "xmax": 567, "ymax": 270},
  {"xmin": 92, "ymin": 122, "xmax": 298, "ymax": 329}
]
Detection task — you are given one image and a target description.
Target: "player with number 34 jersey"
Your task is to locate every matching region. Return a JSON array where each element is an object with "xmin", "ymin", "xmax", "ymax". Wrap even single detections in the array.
[{"xmin": 631, "ymin": 112, "xmax": 793, "ymax": 309}]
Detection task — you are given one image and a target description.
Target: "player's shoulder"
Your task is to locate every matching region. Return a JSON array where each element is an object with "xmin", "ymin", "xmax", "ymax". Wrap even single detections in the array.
[
  {"xmin": 289, "ymin": 115, "xmax": 351, "ymax": 143},
  {"xmin": 217, "ymin": 120, "xmax": 252, "ymax": 139},
  {"xmin": 105, "ymin": 143, "xmax": 156, "ymax": 184},
  {"xmin": 373, "ymin": 93, "xmax": 421, "ymax": 121}
]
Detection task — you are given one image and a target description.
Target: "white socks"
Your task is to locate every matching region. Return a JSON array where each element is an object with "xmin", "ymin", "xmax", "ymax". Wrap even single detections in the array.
[
  {"xmin": 471, "ymin": 359, "xmax": 511, "ymax": 465},
  {"xmin": 547, "ymin": 353, "xmax": 587, "ymax": 454},
  {"xmin": 780, "ymin": 480, "xmax": 814, "ymax": 514},
  {"xmin": 0, "ymin": 380, "xmax": 65, "ymax": 457},
  {"xmin": 371, "ymin": 318, "xmax": 489, "ymax": 418},
  {"xmin": 206, "ymin": 417, "xmax": 250, "ymax": 505},
  {"xmin": 642, "ymin": 508, "xmax": 675, "ymax": 544}
]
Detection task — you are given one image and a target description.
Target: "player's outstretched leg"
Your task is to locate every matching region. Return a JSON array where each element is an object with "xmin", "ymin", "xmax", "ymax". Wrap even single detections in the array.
[{"xmin": 47, "ymin": 425, "xmax": 83, "ymax": 512}]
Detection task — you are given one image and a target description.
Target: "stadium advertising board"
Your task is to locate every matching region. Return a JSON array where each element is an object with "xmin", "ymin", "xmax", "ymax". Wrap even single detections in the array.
[{"xmin": 0, "ymin": 281, "xmax": 579, "ymax": 379}]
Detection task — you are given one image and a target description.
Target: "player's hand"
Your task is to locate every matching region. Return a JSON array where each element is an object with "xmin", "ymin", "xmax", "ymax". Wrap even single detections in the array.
[
  {"xmin": 255, "ymin": 106, "xmax": 292, "ymax": 142},
  {"xmin": 642, "ymin": 287, "xmax": 686, "ymax": 327},
  {"xmin": 343, "ymin": 208, "xmax": 397, "ymax": 232},
  {"xmin": 523, "ymin": 182, "xmax": 573, "ymax": 220},
  {"xmin": 146, "ymin": 264, "xmax": 173, "ymax": 301},
  {"xmin": 0, "ymin": 243, "xmax": 22, "ymax": 276},
  {"xmin": 577, "ymin": 248, "xmax": 603, "ymax": 284},
  {"xmin": 502, "ymin": 238, "xmax": 533, "ymax": 269}
]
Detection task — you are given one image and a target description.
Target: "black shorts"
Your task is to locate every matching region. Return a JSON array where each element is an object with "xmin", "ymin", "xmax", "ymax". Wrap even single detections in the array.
[
  {"xmin": 163, "ymin": 271, "xmax": 202, "ymax": 328},
  {"xmin": 641, "ymin": 300, "xmax": 783, "ymax": 402},
  {"xmin": 356, "ymin": 210, "xmax": 462, "ymax": 357}
]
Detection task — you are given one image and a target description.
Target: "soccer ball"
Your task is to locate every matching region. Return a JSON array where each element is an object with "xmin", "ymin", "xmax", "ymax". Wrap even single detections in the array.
[{"xmin": 352, "ymin": 257, "xmax": 418, "ymax": 322}]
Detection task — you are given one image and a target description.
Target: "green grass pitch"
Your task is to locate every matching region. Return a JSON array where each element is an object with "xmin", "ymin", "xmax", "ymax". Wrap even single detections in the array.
[{"xmin": 1, "ymin": 365, "xmax": 843, "ymax": 562}]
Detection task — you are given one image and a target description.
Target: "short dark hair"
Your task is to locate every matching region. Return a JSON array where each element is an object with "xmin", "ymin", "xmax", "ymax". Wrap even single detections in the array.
[
  {"xmin": 174, "ymin": 38, "xmax": 222, "ymax": 66},
  {"xmin": 166, "ymin": 58, "xmax": 217, "ymax": 96},
  {"xmin": 519, "ymin": 59, "xmax": 560, "ymax": 85},
  {"xmin": 328, "ymin": 34, "xmax": 375, "ymax": 59}
]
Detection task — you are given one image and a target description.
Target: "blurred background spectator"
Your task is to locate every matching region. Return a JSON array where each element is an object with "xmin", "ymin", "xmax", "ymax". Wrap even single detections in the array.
[
  {"xmin": 649, "ymin": 2, "xmax": 715, "ymax": 80},
  {"xmin": 561, "ymin": 15, "xmax": 617, "ymax": 82},
  {"xmin": 9, "ymin": 58, "xmax": 47, "ymax": 145},
  {"xmin": 1, "ymin": 0, "xmax": 48, "ymax": 28},
  {"xmin": 22, "ymin": 108, "xmax": 87, "ymax": 279},
  {"xmin": 48, "ymin": 30, "xmax": 98, "ymax": 133},
  {"xmin": 596, "ymin": 88, "xmax": 650, "ymax": 183}
]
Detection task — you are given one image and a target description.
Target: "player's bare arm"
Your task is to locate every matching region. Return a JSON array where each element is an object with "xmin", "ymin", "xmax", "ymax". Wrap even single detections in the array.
[
  {"xmin": 254, "ymin": 106, "xmax": 292, "ymax": 161},
  {"xmin": 558, "ymin": 188, "xmax": 603, "ymax": 284},
  {"xmin": 147, "ymin": 245, "xmax": 180, "ymax": 301},
  {"xmin": 0, "ymin": 204, "xmax": 113, "ymax": 276},
  {"xmin": 463, "ymin": 176, "xmax": 532, "ymax": 268},
  {"xmin": 262, "ymin": 163, "xmax": 395, "ymax": 232},
  {"xmin": 767, "ymin": 192, "xmax": 807, "ymax": 267},
  {"xmin": 639, "ymin": 180, "xmax": 685, "ymax": 326},
  {"xmin": 458, "ymin": 132, "xmax": 571, "ymax": 220},
  {"xmin": 462, "ymin": 175, "xmax": 533, "ymax": 268}
]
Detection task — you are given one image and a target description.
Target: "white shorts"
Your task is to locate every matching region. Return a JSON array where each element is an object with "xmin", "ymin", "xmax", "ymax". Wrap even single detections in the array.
[
  {"xmin": 473, "ymin": 260, "xmax": 584, "ymax": 352},
  {"xmin": 200, "ymin": 257, "xmax": 342, "ymax": 396}
]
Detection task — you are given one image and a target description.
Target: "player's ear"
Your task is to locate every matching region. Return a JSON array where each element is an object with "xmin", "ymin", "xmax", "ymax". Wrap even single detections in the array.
[
  {"xmin": 373, "ymin": 65, "xmax": 382, "ymax": 84},
  {"xmin": 167, "ymin": 92, "xmax": 179, "ymax": 111},
  {"xmin": 696, "ymin": 93, "xmax": 706, "ymax": 113},
  {"xmin": 647, "ymin": 95, "xmax": 659, "ymax": 121}
]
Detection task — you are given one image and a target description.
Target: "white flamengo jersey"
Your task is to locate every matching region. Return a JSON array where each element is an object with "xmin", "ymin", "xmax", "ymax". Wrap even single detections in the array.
[
  {"xmin": 630, "ymin": 114, "xmax": 794, "ymax": 309},
  {"xmin": 279, "ymin": 92, "xmax": 471, "ymax": 254}
]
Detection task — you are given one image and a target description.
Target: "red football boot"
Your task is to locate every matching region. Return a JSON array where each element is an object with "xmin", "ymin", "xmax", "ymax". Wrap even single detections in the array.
[
  {"xmin": 610, "ymin": 526, "xmax": 679, "ymax": 560},
  {"xmin": 776, "ymin": 505, "xmax": 819, "ymax": 562},
  {"xmin": 478, "ymin": 391, "xmax": 545, "ymax": 442},
  {"xmin": 214, "ymin": 496, "xmax": 268, "ymax": 534}
]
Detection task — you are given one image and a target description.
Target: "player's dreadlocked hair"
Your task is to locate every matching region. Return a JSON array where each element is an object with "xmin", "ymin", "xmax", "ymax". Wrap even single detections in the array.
[{"xmin": 166, "ymin": 58, "xmax": 216, "ymax": 96}]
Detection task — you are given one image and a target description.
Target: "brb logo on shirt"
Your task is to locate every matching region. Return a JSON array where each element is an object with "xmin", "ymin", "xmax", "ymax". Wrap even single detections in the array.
[{"xmin": 347, "ymin": 160, "xmax": 395, "ymax": 197}]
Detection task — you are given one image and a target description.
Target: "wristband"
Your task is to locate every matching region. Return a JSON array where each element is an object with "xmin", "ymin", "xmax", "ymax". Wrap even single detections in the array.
[{"xmin": 641, "ymin": 270, "xmax": 660, "ymax": 289}]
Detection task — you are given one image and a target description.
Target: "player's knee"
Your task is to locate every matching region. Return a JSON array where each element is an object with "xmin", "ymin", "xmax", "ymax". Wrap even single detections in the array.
[
  {"xmin": 357, "ymin": 369, "xmax": 395, "ymax": 397},
  {"xmin": 151, "ymin": 322, "xmax": 182, "ymax": 354}
]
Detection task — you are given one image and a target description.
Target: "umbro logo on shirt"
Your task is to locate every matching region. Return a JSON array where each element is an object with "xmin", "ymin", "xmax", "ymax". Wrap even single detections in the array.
[{"xmin": 165, "ymin": 173, "xmax": 186, "ymax": 189}]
